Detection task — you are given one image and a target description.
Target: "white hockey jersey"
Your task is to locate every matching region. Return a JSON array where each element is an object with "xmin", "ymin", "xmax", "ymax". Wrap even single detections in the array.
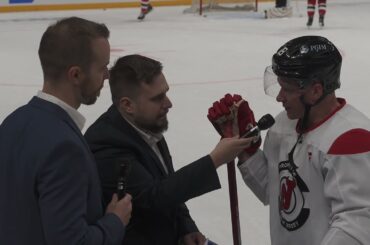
[{"xmin": 238, "ymin": 99, "xmax": 370, "ymax": 245}]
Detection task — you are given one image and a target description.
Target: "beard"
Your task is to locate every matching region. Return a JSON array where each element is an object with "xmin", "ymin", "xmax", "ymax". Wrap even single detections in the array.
[
  {"xmin": 79, "ymin": 76, "xmax": 102, "ymax": 105},
  {"xmin": 80, "ymin": 90, "xmax": 100, "ymax": 105},
  {"xmin": 134, "ymin": 116, "xmax": 169, "ymax": 134}
]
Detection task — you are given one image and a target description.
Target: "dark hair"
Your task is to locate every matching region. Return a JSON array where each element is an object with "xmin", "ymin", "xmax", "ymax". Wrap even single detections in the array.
[
  {"xmin": 38, "ymin": 17, "xmax": 110, "ymax": 81},
  {"xmin": 109, "ymin": 54, "xmax": 163, "ymax": 106}
]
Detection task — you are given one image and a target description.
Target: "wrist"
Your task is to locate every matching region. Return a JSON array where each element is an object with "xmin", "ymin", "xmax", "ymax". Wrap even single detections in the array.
[
  {"xmin": 237, "ymin": 151, "xmax": 251, "ymax": 165},
  {"xmin": 209, "ymin": 152, "xmax": 222, "ymax": 169}
]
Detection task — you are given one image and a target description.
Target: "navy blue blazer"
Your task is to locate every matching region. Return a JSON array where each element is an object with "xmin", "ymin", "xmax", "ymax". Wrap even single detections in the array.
[
  {"xmin": 84, "ymin": 105, "xmax": 221, "ymax": 245},
  {"xmin": 0, "ymin": 97, "xmax": 124, "ymax": 245}
]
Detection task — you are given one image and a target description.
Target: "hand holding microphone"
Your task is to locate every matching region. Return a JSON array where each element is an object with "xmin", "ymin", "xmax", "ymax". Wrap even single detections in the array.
[
  {"xmin": 240, "ymin": 113, "xmax": 275, "ymax": 138},
  {"xmin": 105, "ymin": 158, "xmax": 132, "ymax": 227},
  {"xmin": 106, "ymin": 157, "xmax": 133, "ymax": 226}
]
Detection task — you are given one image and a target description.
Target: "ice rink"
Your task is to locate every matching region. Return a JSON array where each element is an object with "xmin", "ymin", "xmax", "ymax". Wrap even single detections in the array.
[{"xmin": 1, "ymin": 0, "xmax": 370, "ymax": 244}]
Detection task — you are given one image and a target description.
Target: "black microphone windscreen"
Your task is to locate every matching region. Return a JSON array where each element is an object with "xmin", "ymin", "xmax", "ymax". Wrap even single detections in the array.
[
  {"xmin": 257, "ymin": 114, "xmax": 275, "ymax": 130},
  {"xmin": 116, "ymin": 157, "xmax": 133, "ymax": 200}
]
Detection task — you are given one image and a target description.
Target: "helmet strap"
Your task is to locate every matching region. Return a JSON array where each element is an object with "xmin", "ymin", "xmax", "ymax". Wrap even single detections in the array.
[
  {"xmin": 297, "ymin": 95, "xmax": 312, "ymax": 143},
  {"xmin": 289, "ymin": 102, "xmax": 310, "ymax": 159},
  {"xmin": 298, "ymin": 81, "xmax": 328, "ymax": 132}
]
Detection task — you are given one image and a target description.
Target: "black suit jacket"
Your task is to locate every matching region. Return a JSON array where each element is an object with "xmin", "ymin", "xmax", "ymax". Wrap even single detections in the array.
[{"xmin": 85, "ymin": 105, "xmax": 221, "ymax": 245}]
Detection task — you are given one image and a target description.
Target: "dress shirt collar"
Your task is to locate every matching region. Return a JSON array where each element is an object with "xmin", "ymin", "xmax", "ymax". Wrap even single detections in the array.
[
  {"xmin": 120, "ymin": 112, "xmax": 168, "ymax": 173},
  {"xmin": 37, "ymin": 91, "xmax": 86, "ymax": 131}
]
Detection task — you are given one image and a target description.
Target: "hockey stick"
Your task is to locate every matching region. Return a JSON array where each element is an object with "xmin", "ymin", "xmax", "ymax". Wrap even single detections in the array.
[{"xmin": 227, "ymin": 160, "xmax": 242, "ymax": 245}]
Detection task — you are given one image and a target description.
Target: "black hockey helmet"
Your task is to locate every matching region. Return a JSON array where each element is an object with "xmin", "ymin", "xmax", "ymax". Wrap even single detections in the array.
[{"xmin": 271, "ymin": 35, "xmax": 342, "ymax": 94}]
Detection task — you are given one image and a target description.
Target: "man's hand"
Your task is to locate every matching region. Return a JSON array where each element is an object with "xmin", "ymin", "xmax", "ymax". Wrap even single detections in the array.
[
  {"xmin": 181, "ymin": 232, "xmax": 206, "ymax": 245},
  {"xmin": 210, "ymin": 136, "xmax": 256, "ymax": 168},
  {"xmin": 207, "ymin": 93, "xmax": 261, "ymax": 154},
  {"xmin": 106, "ymin": 193, "xmax": 132, "ymax": 226}
]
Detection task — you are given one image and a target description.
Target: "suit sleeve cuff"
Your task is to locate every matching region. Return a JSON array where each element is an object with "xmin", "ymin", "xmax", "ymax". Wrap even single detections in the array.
[{"xmin": 97, "ymin": 213, "xmax": 126, "ymax": 245}]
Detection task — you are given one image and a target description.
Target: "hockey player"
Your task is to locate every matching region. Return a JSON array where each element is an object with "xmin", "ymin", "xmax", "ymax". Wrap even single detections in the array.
[
  {"xmin": 208, "ymin": 36, "xmax": 370, "ymax": 245},
  {"xmin": 264, "ymin": 0, "xmax": 293, "ymax": 19},
  {"xmin": 307, "ymin": 0, "xmax": 326, "ymax": 27},
  {"xmin": 137, "ymin": 0, "xmax": 153, "ymax": 20}
]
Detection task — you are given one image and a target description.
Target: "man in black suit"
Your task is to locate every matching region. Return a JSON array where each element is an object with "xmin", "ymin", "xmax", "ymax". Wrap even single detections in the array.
[{"xmin": 84, "ymin": 54, "xmax": 252, "ymax": 245}]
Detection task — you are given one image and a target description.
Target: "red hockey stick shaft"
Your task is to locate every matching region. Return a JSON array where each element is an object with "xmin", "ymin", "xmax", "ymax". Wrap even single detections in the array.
[{"xmin": 227, "ymin": 160, "xmax": 242, "ymax": 245}]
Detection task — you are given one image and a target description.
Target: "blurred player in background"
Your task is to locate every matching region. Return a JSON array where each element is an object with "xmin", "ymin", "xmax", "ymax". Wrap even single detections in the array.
[
  {"xmin": 307, "ymin": 0, "xmax": 326, "ymax": 27},
  {"xmin": 138, "ymin": 0, "xmax": 153, "ymax": 20}
]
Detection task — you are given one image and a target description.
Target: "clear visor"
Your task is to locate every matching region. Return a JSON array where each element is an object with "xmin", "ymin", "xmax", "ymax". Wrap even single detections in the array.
[
  {"xmin": 263, "ymin": 66, "xmax": 307, "ymax": 97},
  {"xmin": 263, "ymin": 66, "xmax": 280, "ymax": 97}
]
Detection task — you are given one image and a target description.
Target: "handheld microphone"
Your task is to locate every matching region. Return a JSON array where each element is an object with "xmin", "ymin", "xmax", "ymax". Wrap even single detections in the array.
[
  {"xmin": 117, "ymin": 158, "xmax": 131, "ymax": 200},
  {"xmin": 240, "ymin": 114, "xmax": 275, "ymax": 138}
]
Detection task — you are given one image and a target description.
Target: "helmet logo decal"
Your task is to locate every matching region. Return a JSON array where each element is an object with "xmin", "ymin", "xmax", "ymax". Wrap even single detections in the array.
[
  {"xmin": 277, "ymin": 46, "xmax": 288, "ymax": 56},
  {"xmin": 300, "ymin": 45, "xmax": 309, "ymax": 54},
  {"xmin": 278, "ymin": 158, "xmax": 310, "ymax": 231},
  {"xmin": 310, "ymin": 44, "xmax": 327, "ymax": 52}
]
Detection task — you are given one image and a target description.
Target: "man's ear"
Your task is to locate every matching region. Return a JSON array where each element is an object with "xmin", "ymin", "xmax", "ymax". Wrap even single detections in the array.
[
  {"xmin": 119, "ymin": 97, "xmax": 135, "ymax": 114},
  {"xmin": 67, "ymin": 66, "xmax": 83, "ymax": 85},
  {"xmin": 310, "ymin": 82, "xmax": 324, "ymax": 102}
]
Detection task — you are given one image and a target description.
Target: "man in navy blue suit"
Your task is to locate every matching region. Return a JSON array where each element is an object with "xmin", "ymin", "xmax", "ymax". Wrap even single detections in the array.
[{"xmin": 0, "ymin": 17, "xmax": 132, "ymax": 245}]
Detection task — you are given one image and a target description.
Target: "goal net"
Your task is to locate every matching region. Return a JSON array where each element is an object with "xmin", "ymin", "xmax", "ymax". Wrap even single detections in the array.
[{"xmin": 183, "ymin": 0, "xmax": 258, "ymax": 15}]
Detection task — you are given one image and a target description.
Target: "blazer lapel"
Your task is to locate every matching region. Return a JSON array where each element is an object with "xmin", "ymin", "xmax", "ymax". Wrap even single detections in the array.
[{"xmin": 156, "ymin": 139, "xmax": 174, "ymax": 174}]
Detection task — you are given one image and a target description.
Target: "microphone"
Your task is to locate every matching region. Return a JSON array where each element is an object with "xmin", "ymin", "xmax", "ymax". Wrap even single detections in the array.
[
  {"xmin": 240, "ymin": 114, "xmax": 275, "ymax": 138},
  {"xmin": 117, "ymin": 158, "xmax": 132, "ymax": 200}
]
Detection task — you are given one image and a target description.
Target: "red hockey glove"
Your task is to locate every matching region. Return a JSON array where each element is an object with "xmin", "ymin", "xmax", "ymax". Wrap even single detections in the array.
[{"xmin": 207, "ymin": 93, "xmax": 261, "ymax": 154}]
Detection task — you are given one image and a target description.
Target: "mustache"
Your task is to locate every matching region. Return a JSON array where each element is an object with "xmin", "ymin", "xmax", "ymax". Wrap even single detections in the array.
[{"xmin": 159, "ymin": 110, "xmax": 169, "ymax": 118}]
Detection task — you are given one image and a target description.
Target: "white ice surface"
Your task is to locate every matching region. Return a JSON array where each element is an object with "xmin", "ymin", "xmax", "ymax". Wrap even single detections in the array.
[{"xmin": 1, "ymin": 1, "xmax": 370, "ymax": 244}]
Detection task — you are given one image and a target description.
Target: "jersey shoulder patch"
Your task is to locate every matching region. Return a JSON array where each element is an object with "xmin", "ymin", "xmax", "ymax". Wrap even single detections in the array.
[{"xmin": 328, "ymin": 128, "xmax": 370, "ymax": 155}]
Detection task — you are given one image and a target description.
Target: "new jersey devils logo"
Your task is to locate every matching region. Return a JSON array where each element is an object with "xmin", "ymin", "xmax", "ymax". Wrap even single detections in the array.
[
  {"xmin": 280, "ymin": 177, "xmax": 296, "ymax": 211},
  {"xmin": 278, "ymin": 159, "xmax": 310, "ymax": 231}
]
